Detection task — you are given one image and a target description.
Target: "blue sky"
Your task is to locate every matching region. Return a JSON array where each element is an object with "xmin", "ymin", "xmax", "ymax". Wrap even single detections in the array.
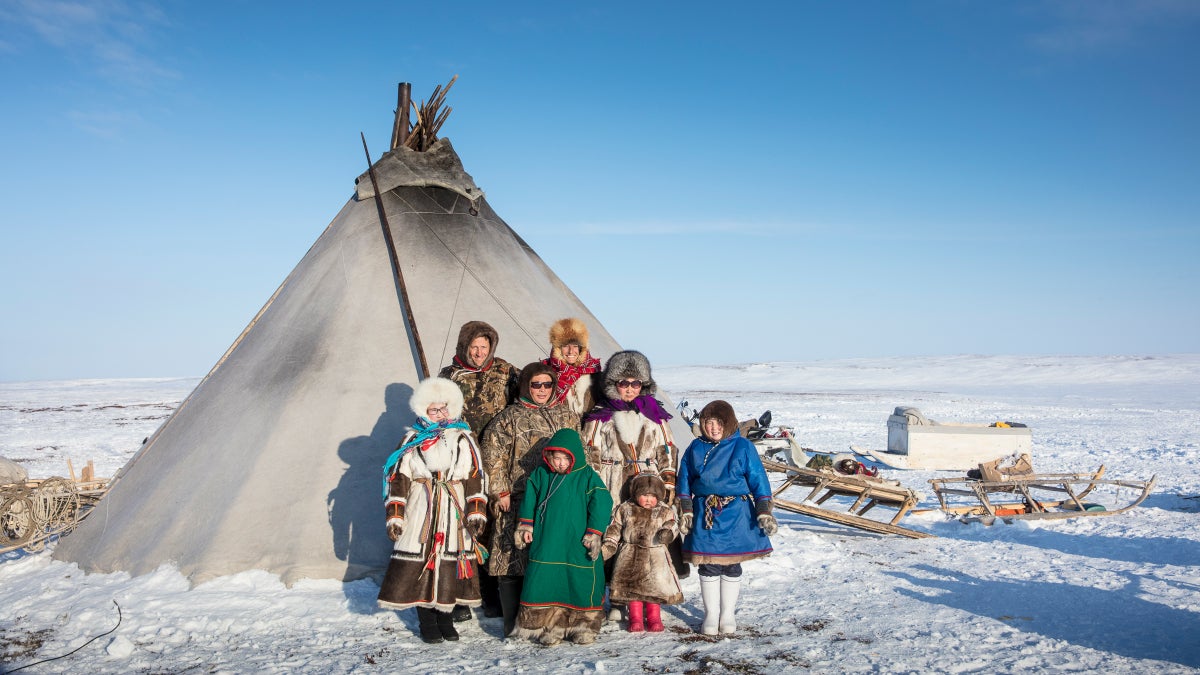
[{"xmin": 1, "ymin": 1, "xmax": 1198, "ymax": 381}]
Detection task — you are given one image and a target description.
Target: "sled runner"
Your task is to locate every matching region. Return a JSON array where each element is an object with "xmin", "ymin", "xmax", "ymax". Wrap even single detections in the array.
[
  {"xmin": 1, "ymin": 474, "xmax": 110, "ymax": 554},
  {"xmin": 928, "ymin": 465, "xmax": 1156, "ymax": 523}
]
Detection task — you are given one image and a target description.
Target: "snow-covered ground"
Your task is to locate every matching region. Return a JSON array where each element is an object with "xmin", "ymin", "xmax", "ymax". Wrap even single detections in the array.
[{"xmin": 2, "ymin": 355, "xmax": 1198, "ymax": 674}]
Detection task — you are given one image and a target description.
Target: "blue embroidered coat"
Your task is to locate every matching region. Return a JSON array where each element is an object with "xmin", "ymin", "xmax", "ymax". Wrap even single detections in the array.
[{"xmin": 677, "ymin": 431, "xmax": 773, "ymax": 564}]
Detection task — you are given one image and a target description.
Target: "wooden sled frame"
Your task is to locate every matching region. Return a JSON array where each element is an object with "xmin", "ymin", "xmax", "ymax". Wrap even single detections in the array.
[
  {"xmin": 928, "ymin": 464, "xmax": 1156, "ymax": 523},
  {"xmin": 1, "ymin": 477, "xmax": 110, "ymax": 554},
  {"xmin": 761, "ymin": 457, "xmax": 933, "ymax": 539}
]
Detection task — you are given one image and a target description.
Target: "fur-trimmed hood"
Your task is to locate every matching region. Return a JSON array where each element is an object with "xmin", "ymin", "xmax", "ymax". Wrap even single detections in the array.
[
  {"xmin": 548, "ymin": 317, "xmax": 591, "ymax": 362},
  {"xmin": 698, "ymin": 400, "xmax": 738, "ymax": 441},
  {"xmin": 454, "ymin": 320, "xmax": 499, "ymax": 367},
  {"xmin": 518, "ymin": 360, "xmax": 558, "ymax": 403},
  {"xmin": 627, "ymin": 473, "xmax": 668, "ymax": 504},
  {"xmin": 601, "ymin": 350, "xmax": 656, "ymax": 400},
  {"xmin": 409, "ymin": 377, "xmax": 465, "ymax": 420}
]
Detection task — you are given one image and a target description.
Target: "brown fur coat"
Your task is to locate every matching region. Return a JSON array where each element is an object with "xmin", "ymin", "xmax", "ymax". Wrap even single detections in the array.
[{"xmin": 601, "ymin": 500, "xmax": 683, "ymax": 605}]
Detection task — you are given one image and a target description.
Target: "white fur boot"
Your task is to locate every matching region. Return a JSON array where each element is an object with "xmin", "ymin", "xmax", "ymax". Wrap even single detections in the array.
[
  {"xmin": 719, "ymin": 575, "xmax": 741, "ymax": 634},
  {"xmin": 699, "ymin": 576, "xmax": 721, "ymax": 635}
]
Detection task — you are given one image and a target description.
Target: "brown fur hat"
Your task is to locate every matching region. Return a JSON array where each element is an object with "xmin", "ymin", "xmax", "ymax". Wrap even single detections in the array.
[
  {"xmin": 602, "ymin": 350, "xmax": 656, "ymax": 400},
  {"xmin": 548, "ymin": 318, "xmax": 590, "ymax": 361},
  {"xmin": 454, "ymin": 321, "xmax": 499, "ymax": 365},
  {"xmin": 699, "ymin": 400, "xmax": 738, "ymax": 441},
  {"xmin": 518, "ymin": 360, "xmax": 557, "ymax": 401},
  {"xmin": 627, "ymin": 473, "xmax": 668, "ymax": 503}
]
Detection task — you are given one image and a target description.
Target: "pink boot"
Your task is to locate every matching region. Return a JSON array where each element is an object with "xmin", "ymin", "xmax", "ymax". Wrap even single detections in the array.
[
  {"xmin": 645, "ymin": 603, "xmax": 664, "ymax": 632},
  {"xmin": 627, "ymin": 601, "xmax": 645, "ymax": 632}
]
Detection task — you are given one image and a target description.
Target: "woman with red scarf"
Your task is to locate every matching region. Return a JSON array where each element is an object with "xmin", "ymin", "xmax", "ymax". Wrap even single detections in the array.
[{"xmin": 543, "ymin": 317, "xmax": 602, "ymax": 415}]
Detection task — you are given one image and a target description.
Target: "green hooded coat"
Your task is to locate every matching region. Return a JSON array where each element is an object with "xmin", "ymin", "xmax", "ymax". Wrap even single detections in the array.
[{"xmin": 518, "ymin": 428, "xmax": 613, "ymax": 612}]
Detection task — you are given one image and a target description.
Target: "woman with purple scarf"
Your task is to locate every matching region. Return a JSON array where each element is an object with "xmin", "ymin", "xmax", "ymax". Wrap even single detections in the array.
[{"xmin": 581, "ymin": 350, "xmax": 679, "ymax": 512}]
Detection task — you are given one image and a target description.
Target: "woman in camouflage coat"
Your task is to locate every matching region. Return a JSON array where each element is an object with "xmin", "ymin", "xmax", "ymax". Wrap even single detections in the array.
[
  {"xmin": 479, "ymin": 361, "xmax": 580, "ymax": 635},
  {"xmin": 438, "ymin": 320, "xmax": 521, "ymax": 436}
]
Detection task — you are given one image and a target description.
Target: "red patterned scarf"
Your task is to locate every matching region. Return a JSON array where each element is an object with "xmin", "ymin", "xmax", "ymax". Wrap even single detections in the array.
[{"xmin": 545, "ymin": 354, "xmax": 600, "ymax": 406}]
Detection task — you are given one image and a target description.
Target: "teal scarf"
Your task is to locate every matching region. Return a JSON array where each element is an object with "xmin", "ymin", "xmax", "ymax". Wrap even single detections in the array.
[{"xmin": 381, "ymin": 418, "xmax": 472, "ymax": 498}]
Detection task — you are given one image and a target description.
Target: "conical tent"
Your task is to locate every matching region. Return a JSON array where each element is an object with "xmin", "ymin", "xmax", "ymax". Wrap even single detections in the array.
[{"xmin": 54, "ymin": 136, "xmax": 692, "ymax": 585}]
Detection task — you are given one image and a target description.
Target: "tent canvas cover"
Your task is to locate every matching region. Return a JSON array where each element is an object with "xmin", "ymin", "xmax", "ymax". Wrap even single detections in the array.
[{"xmin": 54, "ymin": 137, "xmax": 691, "ymax": 585}]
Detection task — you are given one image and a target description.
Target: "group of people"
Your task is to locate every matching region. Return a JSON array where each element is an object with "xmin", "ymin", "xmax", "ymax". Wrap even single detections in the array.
[{"xmin": 376, "ymin": 318, "xmax": 778, "ymax": 646}]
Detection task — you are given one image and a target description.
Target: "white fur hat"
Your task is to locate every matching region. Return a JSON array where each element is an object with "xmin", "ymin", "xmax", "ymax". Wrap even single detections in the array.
[{"xmin": 409, "ymin": 377, "xmax": 465, "ymax": 420}]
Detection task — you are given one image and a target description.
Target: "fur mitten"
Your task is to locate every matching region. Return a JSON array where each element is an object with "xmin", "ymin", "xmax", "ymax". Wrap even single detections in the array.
[
  {"xmin": 678, "ymin": 499, "xmax": 693, "ymax": 535},
  {"xmin": 582, "ymin": 532, "xmax": 602, "ymax": 560},
  {"xmin": 755, "ymin": 498, "xmax": 777, "ymax": 535},
  {"xmin": 514, "ymin": 523, "xmax": 532, "ymax": 549},
  {"xmin": 601, "ymin": 539, "xmax": 618, "ymax": 560},
  {"xmin": 386, "ymin": 519, "xmax": 404, "ymax": 541},
  {"xmin": 757, "ymin": 514, "xmax": 778, "ymax": 536},
  {"xmin": 465, "ymin": 515, "xmax": 486, "ymax": 538},
  {"xmin": 654, "ymin": 527, "xmax": 675, "ymax": 545}
]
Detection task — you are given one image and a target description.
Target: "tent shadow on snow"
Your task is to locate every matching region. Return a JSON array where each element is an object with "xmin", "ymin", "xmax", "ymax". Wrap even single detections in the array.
[
  {"xmin": 889, "ymin": 564, "xmax": 1200, "ymax": 668},
  {"xmin": 328, "ymin": 382, "xmax": 414, "ymax": 592}
]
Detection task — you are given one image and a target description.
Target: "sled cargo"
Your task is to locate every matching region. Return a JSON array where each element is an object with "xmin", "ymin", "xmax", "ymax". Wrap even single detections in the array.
[
  {"xmin": 928, "ymin": 465, "xmax": 1156, "ymax": 523},
  {"xmin": 854, "ymin": 406, "xmax": 1032, "ymax": 471},
  {"xmin": 1, "ymin": 475, "xmax": 110, "ymax": 554}
]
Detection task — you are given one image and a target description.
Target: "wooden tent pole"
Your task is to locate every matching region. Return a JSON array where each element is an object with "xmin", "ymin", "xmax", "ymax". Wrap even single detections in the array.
[
  {"xmin": 390, "ymin": 82, "xmax": 412, "ymax": 150},
  {"xmin": 361, "ymin": 132, "xmax": 430, "ymax": 378},
  {"xmin": 398, "ymin": 83, "xmax": 411, "ymax": 149}
]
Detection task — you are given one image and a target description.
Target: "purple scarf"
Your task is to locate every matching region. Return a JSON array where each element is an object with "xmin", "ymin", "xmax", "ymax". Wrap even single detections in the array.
[{"xmin": 584, "ymin": 394, "xmax": 673, "ymax": 424}]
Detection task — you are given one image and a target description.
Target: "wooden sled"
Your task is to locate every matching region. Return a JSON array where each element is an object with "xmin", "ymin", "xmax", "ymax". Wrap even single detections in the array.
[
  {"xmin": 761, "ymin": 457, "xmax": 934, "ymax": 539},
  {"xmin": 928, "ymin": 464, "xmax": 1156, "ymax": 524},
  {"xmin": 1, "ymin": 476, "xmax": 111, "ymax": 554}
]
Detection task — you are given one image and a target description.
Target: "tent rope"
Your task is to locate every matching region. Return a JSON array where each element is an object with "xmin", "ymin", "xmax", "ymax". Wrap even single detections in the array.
[{"xmin": 418, "ymin": 211, "xmax": 544, "ymax": 354}]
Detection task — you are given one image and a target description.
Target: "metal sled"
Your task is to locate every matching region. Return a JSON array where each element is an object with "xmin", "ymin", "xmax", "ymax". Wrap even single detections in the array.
[{"xmin": 928, "ymin": 465, "xmax": 1156, "ymax": 523}]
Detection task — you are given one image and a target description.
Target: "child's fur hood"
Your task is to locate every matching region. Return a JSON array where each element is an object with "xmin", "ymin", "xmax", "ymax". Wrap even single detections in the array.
[
  {"xmin": 699, "ymin": 400, "xmax": 738, "ymax": 441},
  {"xmin": 627, "ymin": 473, "xmax": 668, "ymax": 504}
]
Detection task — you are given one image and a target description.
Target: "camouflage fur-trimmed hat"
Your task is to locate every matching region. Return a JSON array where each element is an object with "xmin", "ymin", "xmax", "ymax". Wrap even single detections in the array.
[
  {"xmin": 518, "ymin": 360, "xmax": 557, "ymax": 401},
  {"xmin": 454, "ymin": 320, "xmax": 499, "ymax": 365}
]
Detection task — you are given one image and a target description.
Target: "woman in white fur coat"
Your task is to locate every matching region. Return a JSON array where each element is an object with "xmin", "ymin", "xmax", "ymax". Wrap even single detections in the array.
[
  {"xmin": 581, "ymin": 351, "xmax": 678, "ymax": 507},
  {"xmin": 377, "ymin": 377, "xmax": 489, "ymax": 644}
]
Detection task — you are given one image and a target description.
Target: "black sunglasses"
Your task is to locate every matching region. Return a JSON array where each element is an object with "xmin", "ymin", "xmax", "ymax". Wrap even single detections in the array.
[{"xmin": 529, "ymin": 382, "xmax": 555, "ymax": 390}]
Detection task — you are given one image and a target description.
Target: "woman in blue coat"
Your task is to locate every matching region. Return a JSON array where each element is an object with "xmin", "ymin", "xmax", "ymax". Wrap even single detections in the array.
[{"xmin": 677, "ymin": 400, "xmax": 778, "ymax": 635}]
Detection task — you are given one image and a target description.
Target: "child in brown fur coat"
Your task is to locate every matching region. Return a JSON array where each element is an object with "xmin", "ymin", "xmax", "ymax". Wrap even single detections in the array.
[{"xmin": 601, "ymin": 473, "xmax": 684, "ymax": 632}]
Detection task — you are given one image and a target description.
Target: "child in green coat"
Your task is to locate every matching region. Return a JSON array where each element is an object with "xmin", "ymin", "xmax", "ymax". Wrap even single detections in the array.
[{"xmin": 512, "ymin": 428, "xmax": 613, "ymax": 645}]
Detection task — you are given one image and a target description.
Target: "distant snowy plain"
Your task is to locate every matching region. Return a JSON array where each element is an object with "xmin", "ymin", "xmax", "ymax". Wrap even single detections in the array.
[{"xmin": 2, "ymin": 354, "xmax": 1198, "ymax": 674}]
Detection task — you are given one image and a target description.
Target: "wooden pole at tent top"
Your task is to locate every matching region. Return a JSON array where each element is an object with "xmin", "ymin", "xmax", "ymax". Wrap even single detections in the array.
[
  {"xmin": 390, "ymin": 82, "xmax": 412, "ymax": 151},
  {"xmin": 361, "ymin": 132, "xmax": 430, "ymax": 378}
]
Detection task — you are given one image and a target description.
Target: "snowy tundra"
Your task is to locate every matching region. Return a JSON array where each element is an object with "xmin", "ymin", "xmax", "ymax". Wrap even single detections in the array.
[{"xmin": 2, "ymin": 354, "xmax": 1198, "ymax": 674}]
